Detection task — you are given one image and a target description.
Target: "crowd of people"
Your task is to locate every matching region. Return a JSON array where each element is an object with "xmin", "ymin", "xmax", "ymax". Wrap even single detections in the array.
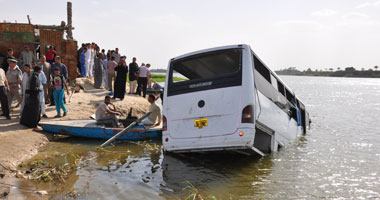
[
  {"xmin": 0, "ymin": 43, "xmax": 162, "ymax": 129},
  {"xmin": 0, "ymin": 45, "xmax": 70, "ymax": 128},
  {"xmin": 78, "ymin": 42, "xmax": 161, "ymax": 127},
  {"xmin": 77, "ymin": 43, "xmax": 153, "ymax": 99}
]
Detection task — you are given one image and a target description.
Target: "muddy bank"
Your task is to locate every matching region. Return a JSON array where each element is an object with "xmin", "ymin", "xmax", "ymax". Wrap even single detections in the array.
[{"xmin": 0, "ymin": 78, "xmax": 150, "ymax": 199}]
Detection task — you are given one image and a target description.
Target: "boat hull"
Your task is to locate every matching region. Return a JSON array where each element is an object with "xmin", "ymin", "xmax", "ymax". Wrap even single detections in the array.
[{"xmin": 40, "ymin": 120, "xmax": 162, "ymax": 141}]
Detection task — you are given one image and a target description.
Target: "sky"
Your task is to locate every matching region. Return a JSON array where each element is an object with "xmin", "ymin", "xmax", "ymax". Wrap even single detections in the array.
[{"xmin": 1, "ymin": 0, "xmax": 380, "ymax": 70}]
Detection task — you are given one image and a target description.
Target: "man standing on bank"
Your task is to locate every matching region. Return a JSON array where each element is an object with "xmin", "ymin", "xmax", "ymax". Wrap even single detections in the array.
[
  {"xmin": 35, "ymin": 66, "xmax": 48, "ymax": 118},
  {"xmin": 20, "ymin": 64, "xmax": 32, "ymax": 112},
  {"xmin": 6, "ymin": 56, "xmax": 22, "ymax": 109},
  {"xmin": 19, "ymin": 45, "xmax": 36, "ymax": 72},
  {"xmin": 112, "ymin": 48, "xmax": 121, "ymax": 63},
  {"xmin": 0, "ymin": 65, "xmax": 10, "ymax": 119},
  {"xmin": 93, "ymin": 53, "xmax": 104, "ymax": 89},
  {"xmin": 1, "ymin": 48, "xmax": 14, "ymax": 73},
  {"xmin": 136, "ymin": 63, "xmax": 151, "ymax": 98},
  {"xmin": 113, "ymin": 56, "xmax": 128, "ymax": 100},
  {"xmin": 20, "ymin": 66, "xmax": 41, "ymax": 128},
  {"xmin": 38, "ymin": 55, "xmax": 51, "ymax": 105},
  {"xmin": 107, "ymin": 56, "xmax": 118, "ymax": 95},
  {"xmin": 128, "ymin": 57, "xmax": 139, "ymax": 94}
]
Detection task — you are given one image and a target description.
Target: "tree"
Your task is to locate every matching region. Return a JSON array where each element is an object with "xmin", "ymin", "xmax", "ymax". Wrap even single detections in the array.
[
  {"xmin": 345, "ymin": 67, "xmax": 356, "ymax": 72},
  {"xmin": 329, "ymin": 68, "xmax": 334, "ymax": 72},
  {"xmin": 374, "ymin": 66, "xmax": 378, "ymax": 71},
  {"xmin": 337, "ymin": 67, "xmax": 341, "ymax": 71}
]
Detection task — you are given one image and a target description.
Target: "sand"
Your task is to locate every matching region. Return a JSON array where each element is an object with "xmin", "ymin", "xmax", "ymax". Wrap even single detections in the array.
[{"xmin": 0, "ymin": 77, "xmax": 151, "ymax": 198}]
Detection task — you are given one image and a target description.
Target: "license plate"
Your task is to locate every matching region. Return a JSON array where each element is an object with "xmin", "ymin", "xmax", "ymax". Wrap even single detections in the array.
[{"xmin": 194, "ymin": 118, "xmax": 208, "ymax": 129}]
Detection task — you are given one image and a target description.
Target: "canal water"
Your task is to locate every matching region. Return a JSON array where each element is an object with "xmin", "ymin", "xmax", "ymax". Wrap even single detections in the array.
[{"xmin": 19, "ymin": 76, "xmax": 380, "ymax": 199}]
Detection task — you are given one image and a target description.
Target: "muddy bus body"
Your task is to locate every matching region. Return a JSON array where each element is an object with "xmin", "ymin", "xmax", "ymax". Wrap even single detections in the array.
[{"xmin": 162, "ymin": 44, "xmax": 309, "ymax": 156}]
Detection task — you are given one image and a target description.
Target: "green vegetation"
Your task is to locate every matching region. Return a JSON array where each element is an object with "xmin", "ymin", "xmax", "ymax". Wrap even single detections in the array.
[
  {"xmin": 276, "ymin": 66, "xmax": 380, "ymax": 78},
  {"xmin": 18, "ymin": 153, "xmax": 83, "ymax": 183},
  {"xmin": 183, "ymin": 181, "xmax": 219, "ymax": 200},
  {"xmin": 151, "ymin": 74, "xmax": 187, "ymax": 82},
  {"xmin": 126, "ymin": 74, "xmax": 186, "ymax": 83}
]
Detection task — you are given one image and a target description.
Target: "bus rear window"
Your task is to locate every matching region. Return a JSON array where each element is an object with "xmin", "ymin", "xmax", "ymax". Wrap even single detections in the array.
[
  {"xmin": 167, "ymin": 48, "xmax": 242, "ymax": 96},
  {"xmin": 171, "ymin": 49, "xmax": 241, "ymax": 82}
]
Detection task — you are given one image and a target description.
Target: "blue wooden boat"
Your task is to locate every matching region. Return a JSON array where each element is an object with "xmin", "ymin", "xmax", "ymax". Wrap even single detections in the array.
[{"xmin": 39, "ymin": 120, "xmax": 162, "ymax": 141}]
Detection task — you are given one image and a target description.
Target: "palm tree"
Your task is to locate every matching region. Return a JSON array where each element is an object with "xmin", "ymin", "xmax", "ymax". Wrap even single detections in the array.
[
  {"xmin": 337, "ymin": 67, "xmax": 341, "ymax": 71},
  {"xmin": 374, "ymin": 66, "xmax": 378, "ymax": 71}
]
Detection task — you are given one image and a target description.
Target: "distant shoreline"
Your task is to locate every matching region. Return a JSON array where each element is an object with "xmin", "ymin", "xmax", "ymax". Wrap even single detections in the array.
[{"xmin": 276, "ymin": 67, "xmax": 380, "ymax": 78}]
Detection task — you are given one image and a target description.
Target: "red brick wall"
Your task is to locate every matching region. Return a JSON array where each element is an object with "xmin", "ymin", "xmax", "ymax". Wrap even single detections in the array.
[{"xmin": 40, "ymin": 30, "xmax": 78, "ymax": 80}]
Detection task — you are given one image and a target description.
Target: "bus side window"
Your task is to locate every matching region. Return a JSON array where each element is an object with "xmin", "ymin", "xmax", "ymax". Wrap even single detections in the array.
[
  {"xmin": 277, "ymin": 81, "xmax": 285, "ymax": 96},
  {"xmin": 270, "ymin": 74, "xmax": 278, "ymax": 90},
  {"xmin": 285, "ymin": 89, "xmax": 297, "ymax": 121},
  {"xmin": 285, "ymin": 88, "xmax": 293, "ymax": 103},
  {"xmin": 254, "ymin": 55, "xmax": 271, "ymax": 83}
]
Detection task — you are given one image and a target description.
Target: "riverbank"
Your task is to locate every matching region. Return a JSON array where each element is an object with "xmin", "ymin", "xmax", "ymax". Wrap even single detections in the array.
[{"xmin": 0, "ymin": 78, "xmax": 150, "ymax": 199}]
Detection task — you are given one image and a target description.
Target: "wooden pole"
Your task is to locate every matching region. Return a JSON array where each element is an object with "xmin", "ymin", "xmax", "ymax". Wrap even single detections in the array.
[
  {"xmin": 27, "ymin": 15, "xmax": 31, "ymax": 24},
  {"xmin": 100, "ymin": 112, "xmax": 151, "ymax": 147},
  {"xmin": 67, "ymin": 1, "xmax": 73, "ymax": 40}
]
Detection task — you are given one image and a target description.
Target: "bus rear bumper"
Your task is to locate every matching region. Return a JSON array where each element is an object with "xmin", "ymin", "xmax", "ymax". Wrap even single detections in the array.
[{"xmin": 162, "ymin": 128, "xmax": 265, "ymax": 156}]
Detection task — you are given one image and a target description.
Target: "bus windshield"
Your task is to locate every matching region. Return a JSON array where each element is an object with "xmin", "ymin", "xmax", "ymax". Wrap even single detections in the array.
[{"xmin": 170, "ymin": 49, "xmax": 241, "ymax": 83}]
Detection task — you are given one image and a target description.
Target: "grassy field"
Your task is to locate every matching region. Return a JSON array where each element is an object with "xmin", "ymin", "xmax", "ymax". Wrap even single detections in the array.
[
  {"xmin": 150, "ymin": 74, "xmax": 186, "ymax": 82},
  {"xmin": 125, "ymin": 74, "xmax": 186, "ymax": 83}
]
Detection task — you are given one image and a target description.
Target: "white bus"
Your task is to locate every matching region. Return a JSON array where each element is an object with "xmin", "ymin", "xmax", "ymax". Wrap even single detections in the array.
[{"xmin": 162, "ymin": 44, "xmax": 309, "ymax": 156}]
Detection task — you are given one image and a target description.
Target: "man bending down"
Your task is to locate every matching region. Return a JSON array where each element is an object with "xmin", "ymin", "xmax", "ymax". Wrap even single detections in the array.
[{"xmin": 96, "ymin": 96, "xmax": 121, "ymax": 127}]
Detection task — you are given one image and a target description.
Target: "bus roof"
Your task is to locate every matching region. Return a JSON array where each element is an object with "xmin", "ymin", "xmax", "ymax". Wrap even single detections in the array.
[{"xmin": 170, "ymin": 44, "xmax": 249, "ymax": 62}]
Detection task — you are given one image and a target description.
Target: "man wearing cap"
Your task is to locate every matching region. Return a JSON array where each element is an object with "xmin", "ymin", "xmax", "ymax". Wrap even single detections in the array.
[
  {"xmin": 19, "ymin": 45, "xmax": 36, "ymax": 72},
  {"xmin": 0, "ymin": 65, "xmax": 10, "ymax": 119},
  {"xmin": 6, "ymin": 56, "xmax": 22, "ymax": 109},
  {"xmin": 1, "ymin": 48, "xmax": 14, "ymax": 73}
]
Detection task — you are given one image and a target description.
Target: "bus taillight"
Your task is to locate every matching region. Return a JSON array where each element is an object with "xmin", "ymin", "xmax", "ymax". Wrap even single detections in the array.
[
  {"xmin": 242, "ymin": 105, "xmax": 254, "ymax": 123},
  {"xmin": 163, "ymin": 115, "xmax": 167, "ymax": 131}
]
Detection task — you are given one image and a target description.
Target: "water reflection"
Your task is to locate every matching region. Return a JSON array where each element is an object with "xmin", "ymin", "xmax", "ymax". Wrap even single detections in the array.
[{"xmin": 161, "ymin": 153, "xmax": 273, "ymax": 198}]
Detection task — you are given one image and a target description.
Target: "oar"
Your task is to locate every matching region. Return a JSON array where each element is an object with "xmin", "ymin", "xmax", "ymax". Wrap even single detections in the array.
[{"xmin": 100, "ymin": 112, "xmax": 151, "ymax": 147}]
